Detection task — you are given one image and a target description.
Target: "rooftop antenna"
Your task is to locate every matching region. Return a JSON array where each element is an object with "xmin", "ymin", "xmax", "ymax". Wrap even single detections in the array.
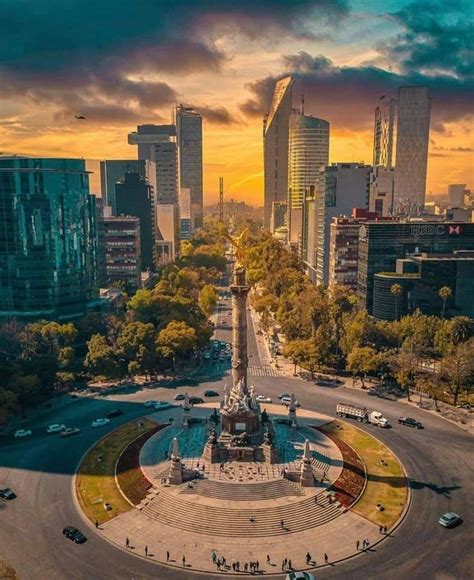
[{"xmin": 219, "ymin": 177, "xmax": 224, "ymax": 222}]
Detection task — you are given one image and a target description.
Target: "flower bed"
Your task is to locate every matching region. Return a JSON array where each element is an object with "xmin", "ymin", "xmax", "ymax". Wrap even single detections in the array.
[
  {"xmin": 116, "ymin": 424, "xmax": 166, "ymax": 505},
  {"xmin": 314, "ymin": 427, "xmax": 365, "ymax": 507}
]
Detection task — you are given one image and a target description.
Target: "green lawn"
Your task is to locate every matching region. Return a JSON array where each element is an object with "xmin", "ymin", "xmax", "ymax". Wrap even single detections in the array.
[
  {"xmin": 322, "ymin": 421, "xmax": 408, "ymax": 527},
  {"xmin": 76, "ymin": 418, "xmax": 156, "ymax": 524}
]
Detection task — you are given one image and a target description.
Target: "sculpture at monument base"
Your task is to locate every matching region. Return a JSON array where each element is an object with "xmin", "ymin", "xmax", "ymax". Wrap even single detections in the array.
[{"xmin": 300, "ymin": 439, "xmax": 315, "ymax": 487}]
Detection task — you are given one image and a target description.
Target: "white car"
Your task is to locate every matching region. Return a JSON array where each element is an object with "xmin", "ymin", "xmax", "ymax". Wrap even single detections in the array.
[
  {"xmin": 91, "ymin": 418, "xmax": 110, "ymax": 428},
  {"xmin": 46, "ymin": 424, "xmax": 66, "ymax": 434},
  {"xmin": 14, "ymin": 429, "xmax": 32, "ymax": 438},
  {"xmin": 154, "ymin": 401, "xmax": 173, "ymax": 411},
  {"xmin": 280, "ymin": 397, "xmax": 301, "ymax": 407},
  {"xmin": 286, "ymin": 573, "xmax": 315, "ymax": 580},
  {"xmin": 144, "ymin": 400, "xmax": 159, "ymax": 407},
  {"xmin": 256, "ymin": 395, "xmax": 272, "ymax": 403}
]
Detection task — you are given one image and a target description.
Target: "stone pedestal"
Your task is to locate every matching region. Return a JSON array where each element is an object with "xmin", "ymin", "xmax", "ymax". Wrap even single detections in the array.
[
  {"xmin": 221, "ymin": 411, "xmax": 260, "ymax": 435},
  {"xmin": 300, "ymin": 439, "xmax": 314, "ymax": 487},
  {"xmin": 202, "ymin": 442, "xmax": 220, "ymax": 464},
  {"xmin": 262, "ymin": 443, "xmax": 278, "ymax": 464},
  {"xmin": 168, "ymin": 458, "xmax": 184, "ymax": 485}
]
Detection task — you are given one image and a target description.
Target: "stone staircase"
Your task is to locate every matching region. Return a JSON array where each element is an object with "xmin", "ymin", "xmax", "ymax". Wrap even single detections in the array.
[
  {"xmin": 179, "ymin": 477, "xmax": 303, "ymax": 501},
  {"xmin": 141, "ymin": 489, "xmax": 342, "ymax": 537}
]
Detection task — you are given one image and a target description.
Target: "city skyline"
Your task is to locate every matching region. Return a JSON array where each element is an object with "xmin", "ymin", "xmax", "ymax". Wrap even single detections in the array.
[{"xmin": 0, "ymin": 0, "xmax": 472, "ymax": 203}]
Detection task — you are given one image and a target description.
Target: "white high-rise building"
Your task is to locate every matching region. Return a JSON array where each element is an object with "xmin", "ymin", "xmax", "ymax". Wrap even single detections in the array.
[
  {"xmin": 263, "ymin": 76, "xmax": 293, "ymax": 230},
  {"xmin": 176, "ymin": 106, "xmax": 203, "ymax": 229},
  {"xmin": 373, "ymin": 96, "xmax": 396, "ymax": 169},
  {"xmin": 393, "ymin": 86, "xmax": 431, "ymax": 214},
  {"xmin": 287, "ymin": 111, "xmax": 329, "ymax": 246}
]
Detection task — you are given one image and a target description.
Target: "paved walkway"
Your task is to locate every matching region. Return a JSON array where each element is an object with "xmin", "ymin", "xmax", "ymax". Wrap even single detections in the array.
[{"xmin": 101, "ymin": 505, "xmax": 381, "ymax": 575}]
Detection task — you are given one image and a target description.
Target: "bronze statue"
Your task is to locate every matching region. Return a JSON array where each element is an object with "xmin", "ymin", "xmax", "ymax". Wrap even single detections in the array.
[
  {"xmin": 224, "ymin": 228, "xmax": 249, "ymax": 267},
  {"xmin": 207, "ymin": 429, "xmax": 218, "ymax": 445},
  {"xmin": 263, "ymin": 428, "xmax": 273, "ymax": 446}
]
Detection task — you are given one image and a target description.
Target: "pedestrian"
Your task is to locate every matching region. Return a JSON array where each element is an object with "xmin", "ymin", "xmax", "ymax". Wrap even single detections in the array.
[
  {"xmin": 182, "ymin": 555, "xmax": 186, "ymax": 567},
  {"xmin": 306, "ymin": 552, "xmax": 312, "ymax": 564},
  {"xmin": 384, "ymin": 525, "xmax": 388, "ymax": 534},
  {"xmin": 266, "ymin": 554, "xmax": 270, "ymax": 563},
  {"xmin": 232, "ymin": 562, "xmax": 236, "ymax": 571},
  {"xmin": 125, "ymin": 537, "xmax": 130, "ymax": 548},
  {"xmin": 222, "ymin": 556, "xmax": 226, "ymax": 566},
  {"xmin": 288, "ymin": 559, "xmax": 292, "ymax": 570},
  {"xmin": 95, "ymin": 520, "xmax": 99, "ymax": 529},
  {"xmin": 212, "ymin": 552, "xmax": 216, "ymax": 563},
  {"xmin": 324, "ymin": 553, "xmax": 328, "ymax": 564},
  {"xmin": 281, "ymin": 559, "xmax": 286, "ymax": 571},
  {"xmin": 256, "ymin": 560, "xmax": 259, "ymax": 570},
  {"xmin": 167, "ymin": 550, "xmax": 170, "ymax": 562},
  {"xmin": 379, "ymin": 525, "xmax": 383, "ymax": 534},
  {"xmin": 145, "ymin": 545, "xmax": 148, "ymax": 557},
  {"xmin": 237, "ymin": 561, "xmax": 240, "ymax": 571},
  {"xmin": 315, "ymin": 495, "xmax": 318, "ymax": 504},
  {"xmin": 280, "ymin": 519, "xmax": 284, "ymax": 528},
  {"xmin": 244, "ymin": 562, "xmax": 248, "ymax": 572},
  {"xmin": 366, "ymin": 538, "xmax": 370, "ymax": 548},
  {"xmin": 356, "ymin": 540, "xmax": 360, "ymax": 550}
]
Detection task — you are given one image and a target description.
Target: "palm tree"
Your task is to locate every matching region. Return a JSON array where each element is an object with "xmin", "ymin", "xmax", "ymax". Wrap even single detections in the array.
[
  {"xmin": 391, "ymin": 284, "xmax": 402, "ymax": 322},
  {"xmin": 439, "ymin": 286, "xmax": 452, "ymax": 319},
  {"xmin": 450, "ymin": 316, "xmax": 471, "ymax": 345}
]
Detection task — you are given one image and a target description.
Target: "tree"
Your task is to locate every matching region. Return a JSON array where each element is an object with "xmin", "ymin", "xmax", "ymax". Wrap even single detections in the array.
[
  {"xmin": 439, "ymin": 286, "xmax": 452, "ymax": 319},
  {"xmin": 391, "ymin": 284, "xmax": 402, "ymax": 321},
  {"xmin": 198, "ymin": 284, "xmax": 219, "ymax": 318},
  {"xmin": 156, "ymin": 321, "xmax": 198, "ymax": 368},
  {"xmin": 84, "ymin": 334, "xmax": 120, "ymax": 378},
  {"xmin": 116, "ymin": 322, "xmax": 157, "ymax": 378},
  {"xmin": 439, "ymin": 339, "xmax": 474, "ymax": 405},
  {"xmin": 283, "ymin": 340, "xmax": 308, "ymax": 375},
  {"xmin": 347, "ymin": 346, "xmax": 381, "ymax": 388},
  {"xmin": 450, "ymin": 316, "xmax": 472, "ymax": 345},
  {"xmin": 390, "ymin": 348, "xmax": 420, "ymax": 401}
]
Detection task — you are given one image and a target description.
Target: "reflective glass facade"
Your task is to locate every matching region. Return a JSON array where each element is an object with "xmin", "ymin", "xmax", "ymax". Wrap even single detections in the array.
[{"xmin": 0, "ymin": 157, "xmax": 98, "ymax": 321}]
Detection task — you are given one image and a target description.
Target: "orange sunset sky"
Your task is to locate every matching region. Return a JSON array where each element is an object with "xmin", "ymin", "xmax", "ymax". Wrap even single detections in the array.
[{"xmin": 0, "ymin": 0, "xmax": 472, "ymax": 204}]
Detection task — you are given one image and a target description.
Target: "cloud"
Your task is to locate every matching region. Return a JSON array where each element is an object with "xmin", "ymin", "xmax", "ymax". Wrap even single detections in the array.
[
  {"xmin": 241, "ymin": 1, "xmax": 474, "ymax": 132},
  {"xmin": 192, "ymin": 106, "xmax": 236, "ymax": 126},
  {"xmin": 433, "ymin": 145, "xmax": 474, "ymax": 153},
  {"xmin": 0, "ymin": 0, "xmax": 349, "ymax": 126}
]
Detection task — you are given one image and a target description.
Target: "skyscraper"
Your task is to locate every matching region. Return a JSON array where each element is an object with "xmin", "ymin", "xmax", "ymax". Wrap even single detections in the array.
[
  {"xmin": 373, "ymin": 96, "xmax": 396, "ymax": 168},
  {"xmin": 128, "ymin": 124, "xmax": 179, "ymax": 260},
  {"xmin": 287, "ymin": 111, "xmax": 329, "ymax": 246},
  {"xmin": 100, "ymin": 159, "xmax": 147, "ymax": 214},
  {"xmin": 393, "ymin": 86, "xmax": 431, "ymax": 214},
  {"xmin": 115, "ymin": 172, "xmax": 155, "ymax": 271},
  {"xmin": 314, "ymin": 163, "xmax": 371, "ymax": 286},
  {"xmin": 263, "ymin": 76, "xmax": 293, "ymax": 230},
  {"xmin": 176, "ymin": 105, "xmax": 203, "ymax": 229},
  {"xmin": 0, "ymin": 157, "xmax": 98, "ymax": 321},
  {"xmin": 102, "ymin": 215, "xmax": 141, "ymax": 293}
]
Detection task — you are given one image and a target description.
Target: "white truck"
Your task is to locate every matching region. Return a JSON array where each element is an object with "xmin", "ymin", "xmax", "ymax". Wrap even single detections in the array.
[{"xmin": 336, "ymin": 403, "xmax": 389, "ymax": 427}]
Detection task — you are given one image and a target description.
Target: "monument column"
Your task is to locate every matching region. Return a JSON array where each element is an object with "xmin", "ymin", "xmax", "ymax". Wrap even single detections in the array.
[{"xmin": 231, "ymin": 266, "xmax": 250, "ymax": 390}]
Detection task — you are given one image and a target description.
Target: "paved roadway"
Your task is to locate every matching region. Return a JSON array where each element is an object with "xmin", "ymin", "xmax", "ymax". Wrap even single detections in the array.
[{"xmin": 0, "ymin": 289, "xmax": 472, "ymax": 579}]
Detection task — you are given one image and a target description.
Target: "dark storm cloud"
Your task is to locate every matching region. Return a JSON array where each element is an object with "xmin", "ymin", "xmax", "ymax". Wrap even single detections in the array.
[
  {"xmin": 192, "ymin": 106, "xmax": 236, "ymax": 126},
  {"xmin": 241, "ymin": 1, "xmax": 473, "ymax": 132},
  {"xmin": 0, "ymin": 0, "xmax": 349, "ymax": 125}
]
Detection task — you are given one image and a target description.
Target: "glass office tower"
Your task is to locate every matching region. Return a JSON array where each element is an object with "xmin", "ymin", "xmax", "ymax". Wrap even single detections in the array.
[{"xmin": 0, "ymin": 157, "xmax": 98, "ymax": 321}]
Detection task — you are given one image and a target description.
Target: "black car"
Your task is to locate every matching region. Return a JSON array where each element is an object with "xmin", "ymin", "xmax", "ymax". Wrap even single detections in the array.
[
  {"xmin": 63, "ymin": 526, "xmax": 87, "ymax": 544},
  {"xmin": 0, "ymin": 487, "xmax": 16, "ymax": 500},
  {"xmin": 398, "ymin": 416, "xmax": 423, "ymax": 429},
  {"xmin": 189, "ymin": 396, "xmax": 204, "ymax": 405},
  {"xmin": 204, "ymin": 390, "xmax": 219, "ymax": 397},
  {"xmin": 174, "ymin": 393, "xmax": 186, "ymax": 401},
  {"xmin": 107, "ymin": 409, "xmax": 124, "ymax": 419}
]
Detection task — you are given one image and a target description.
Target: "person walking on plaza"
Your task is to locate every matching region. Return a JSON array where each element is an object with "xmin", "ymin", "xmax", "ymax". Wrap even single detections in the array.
[
  {"xmin": 145, "ymin": 545, "xmax": 148, "ymax": 557},
  {"xmin": 324, "ymin": 553, "xmax": 329, "ymax": 564},
  {"xmin": 125, "ymin": 537, "xmax": 130, "ymax": 548},
  {"xmin": 306, "ymin": 552, "xmax": 312, "ymax": 565},
  {"xmin": 267, "ymin": 554, "xmax": 270, "ymax": 564},
  {"xmin": 167, "ymin": 551, "xmax": 170, "ymax": 562},
  {"xmin": 182, "ymin": 555, "xmax": 186, "ymax": 567},
  {"xmin": 356, "ymin": 540, "xmax": 360, "ymax": 550},
  {"xmin": 244, "ymin": 562, "xmax": 248, "ymax": 573},
  {"xmin": 280, "ymin": 519, "xmax": 284, "ymax": 529},
  {"xmin": 95, "ymin": 520, "xmax": 99, "ymax": 529},
  {"xmin": 288, "ymin": 559, "xmax": 292, "ymax": 570}
]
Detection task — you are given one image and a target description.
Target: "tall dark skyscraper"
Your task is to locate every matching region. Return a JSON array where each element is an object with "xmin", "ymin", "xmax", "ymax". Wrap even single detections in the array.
[
  {"xmin": 176, "ymin": 105, "xmax": 203, "ymax": 229},
  {"xmin": 115, "ymin": 172, "xmax": 155, "ymax": 271},
  {"xmin": 100, "ymin": 159, "xmax": 147, "ymax": 215},
  {"xmin": 0, "ymin": 157, "xmax": 98, "ymax": 321}
]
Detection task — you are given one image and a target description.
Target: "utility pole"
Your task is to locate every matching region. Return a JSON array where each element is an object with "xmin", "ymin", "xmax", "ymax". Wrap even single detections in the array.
[{"xmin": 219, "ymin": 177, "xmax": 224, "ymax": 222}]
